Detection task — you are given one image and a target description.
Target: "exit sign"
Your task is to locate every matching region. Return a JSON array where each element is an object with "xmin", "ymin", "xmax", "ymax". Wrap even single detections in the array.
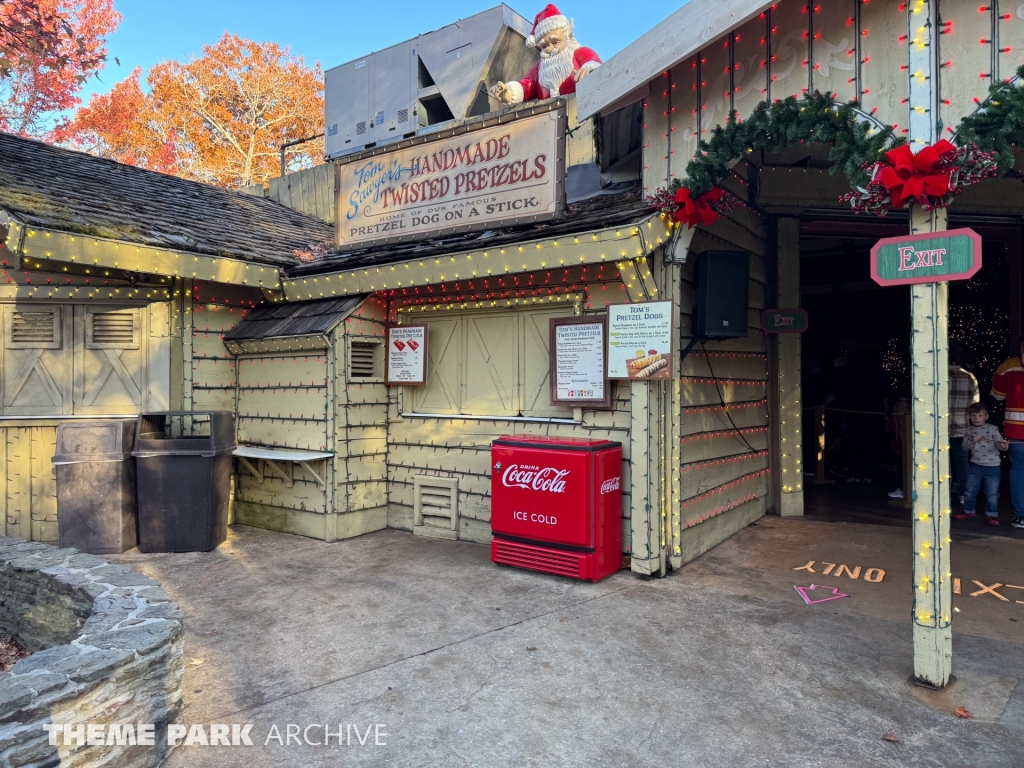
[
  {"xmin": 870, "ymin": 228, "xmax": 982, "ymax": 286},
  {"xmin": 761, "ymin": 308, "xmax": 808, "ymax": 333}
]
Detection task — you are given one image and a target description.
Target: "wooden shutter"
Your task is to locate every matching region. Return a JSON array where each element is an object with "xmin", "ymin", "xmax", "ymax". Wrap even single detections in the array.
[
  {"xmin": 74, "ymin": 306, "xmax": 147, "ymax": 414},
  {"xmin": 348, "ymin": 337, "xmax": 383, "ymax": 381},
  {"xmin": 463, "ymin": 313, "xmax": 518, "ymax": 416},
  {"xmin": 520, "ymin": 307, "xmax": 573, "ymax": 418},
  {"xmin": 409, "ymin": 317, "xmax": 461, "ymax": 414},
  {"xmin": 1, "ymin": 306, "xmax": 73, "ymax": 415}
]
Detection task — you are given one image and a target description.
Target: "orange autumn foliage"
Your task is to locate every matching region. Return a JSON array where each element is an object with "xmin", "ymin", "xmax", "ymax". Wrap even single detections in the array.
[
  {"xmin": 54, "ymin": 33, "xmax": 324, "ymax": 189},
  {"xmin": 0, "ymin": 0, "xmax": 120, "ymax": 136}
]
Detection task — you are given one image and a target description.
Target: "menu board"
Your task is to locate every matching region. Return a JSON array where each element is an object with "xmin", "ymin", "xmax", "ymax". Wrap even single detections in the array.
[
  {"xmin": 549, "ymin": 317, "xmax": 610, "ymax": 406},
  {"xmin": 386, "ymin": 325, "xmax": 428, "ymax": 385},
  {"xmin": 607, "ymin": 301, "xmax": 674, "ymax": 380}
]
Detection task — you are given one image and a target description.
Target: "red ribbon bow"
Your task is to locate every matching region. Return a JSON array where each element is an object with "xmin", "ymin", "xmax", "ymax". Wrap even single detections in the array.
[
  {"xmin": 673, "ymin": 186, "xmax": 724, "ymax": 229},
  {"xmin": 876, "ymin": 140, "xmax": 958, "ymax": 210}
]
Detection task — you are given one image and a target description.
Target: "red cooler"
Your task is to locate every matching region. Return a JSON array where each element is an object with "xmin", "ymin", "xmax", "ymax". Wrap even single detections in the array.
[{"xmin": 490, "ymin": 436, "xmax": 622, "ymax": 582}]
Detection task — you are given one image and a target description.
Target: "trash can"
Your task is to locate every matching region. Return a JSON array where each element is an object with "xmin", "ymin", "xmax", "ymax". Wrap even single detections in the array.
[
  {"xmin": 132, "ymin": 411, "xmax": 235, "ymax": 553},
  {"xmin": 52, "ymin": 419, "xmax": 138, "ymax": 554}
]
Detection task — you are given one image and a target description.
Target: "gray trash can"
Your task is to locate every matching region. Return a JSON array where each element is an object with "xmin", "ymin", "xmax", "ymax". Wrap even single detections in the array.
[
  {"xmin": 132, "ymin": 411, "xmax": 235, "ymax": 553},
  {"xmin": 52, "ymin": 419, "xmax": 138, "ymax": 554}
]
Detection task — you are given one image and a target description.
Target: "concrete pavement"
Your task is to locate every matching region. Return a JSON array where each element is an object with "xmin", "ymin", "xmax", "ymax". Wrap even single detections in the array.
[{"xmin": 110, "ymin": 518, "xmax": 1024, "ymax": 767}]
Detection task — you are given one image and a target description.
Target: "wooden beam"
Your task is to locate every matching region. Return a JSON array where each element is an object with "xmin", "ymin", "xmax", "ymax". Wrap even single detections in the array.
[
  {"xmin": 577, "ymin": 0, "xmax": 772, "ymax": 119},
  {"xmin": 16, "ymin": 227, "xmax": 283, "ymax": 289},
  {"xmin": 282, "ymin": 214, "xmax": 672, "ymax": 300},
  {"xmin": 775, "ymin": 217, "xmax": 803, "ymax": 517}
]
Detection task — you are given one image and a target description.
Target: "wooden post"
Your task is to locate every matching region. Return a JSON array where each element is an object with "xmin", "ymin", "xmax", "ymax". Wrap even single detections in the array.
[
  {"xmin": 889, "ymin": 402, "xmax": 913, "ymax": 509},
  {"xmin": 812, "ymin": 406, "xmax": 833, "ymax": 485},
  {"xmin": 907, "ymin": 0, "xmax": 952, "ymax": 690},
  {"xmin": 775, "ymin": 217, "xmax": 803, "ymax": 515}
]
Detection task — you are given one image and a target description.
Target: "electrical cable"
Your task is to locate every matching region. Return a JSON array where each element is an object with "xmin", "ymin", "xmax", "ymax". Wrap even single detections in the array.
[{"xmin": 700, "ymin": 339, "xmax": 760, "ymax": 454}]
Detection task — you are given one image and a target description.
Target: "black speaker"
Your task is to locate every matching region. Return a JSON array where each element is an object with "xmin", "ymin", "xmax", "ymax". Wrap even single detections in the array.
[{"xmin": 695, "ymin": 250, "xmax": 750, "ymax": 338}]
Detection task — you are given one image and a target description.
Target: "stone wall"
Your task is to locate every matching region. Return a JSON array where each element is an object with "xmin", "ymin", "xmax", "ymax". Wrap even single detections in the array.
[{"xmin": 0, "ymin": 538, "xmax": 183, "ymax": 768}]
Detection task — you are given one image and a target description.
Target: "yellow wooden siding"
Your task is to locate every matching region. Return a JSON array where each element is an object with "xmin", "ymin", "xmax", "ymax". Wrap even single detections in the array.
[{"xmin": 0, "ymin": 425, "xmax": 58, "ymax": 541}]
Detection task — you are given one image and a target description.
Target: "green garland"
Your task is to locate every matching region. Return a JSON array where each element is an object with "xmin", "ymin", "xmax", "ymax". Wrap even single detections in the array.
[
  {"xmin": 679, "ymin": 91, "xmax": 900, "ymax": 197},
  {"xmin": 955, "ymin": 64, "xmax": 1024, "ymax": 171},
  {"xmin": 674, "ymin": 68, "xmax": 1024, "ymax": 200}
]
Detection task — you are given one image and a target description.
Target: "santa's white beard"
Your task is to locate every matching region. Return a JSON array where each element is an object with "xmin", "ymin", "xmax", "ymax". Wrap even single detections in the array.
[{"xmin": 538, "ymin": 40, "xmax": 581, "ymax": 93}]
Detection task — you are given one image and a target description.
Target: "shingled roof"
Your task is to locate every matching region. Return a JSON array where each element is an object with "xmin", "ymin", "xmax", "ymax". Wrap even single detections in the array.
[
  {"xmin": 286, "ymin": 182, "xmax": 651, "ymax": 278},
  {"xmin": 223, "ymin": 296, "xmax": 364, "ymax": 341},
  {"xmin": 0, "ymin": 132, "xmax": 333, "ymax": 267}
]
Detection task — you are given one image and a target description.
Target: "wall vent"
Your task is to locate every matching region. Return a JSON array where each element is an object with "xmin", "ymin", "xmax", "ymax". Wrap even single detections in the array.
[
  {"xmin": 413, "ymin": 476, "xmax": 458, "ymax": 539},
  {"xmin": 348, "ymin": 337, "xmax": 383, "ymax": 381},
  {"xmin": 356, "ymin": 121, "xmax": 366, "ymax": 135},
  {"xmin": 8, "ymin": 310, "xmax": 60, "ymax": 348},
  {"xmin": 397, "ymin": 109, "xmax": 409, "ymax": 123},
  {"xmin": 88, "ymin": 310, "xmax": 138, "ymax": 348}
]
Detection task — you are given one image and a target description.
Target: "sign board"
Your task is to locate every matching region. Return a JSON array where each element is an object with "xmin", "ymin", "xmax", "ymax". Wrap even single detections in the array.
[
  {"xmin": 761, "ymin": 308, "xmax": 809, "ymax": 334},
  {"xmin": 549, "ymin": 316, "xmax": 612, "ymax": 408},
  {"xmin": 335, "ymin": 105, "xmax": 565, "ymax": 250},
  {"xmin": 385, "ymin": 325, "xmax": 427, "ymax": 385},
  {"xmin": 607, "ymin": 301, "xmax": 674, "ymax": 380},
  {"xmin": 870, "ymin": 228, "xmax": 982, "ymax": 286}
]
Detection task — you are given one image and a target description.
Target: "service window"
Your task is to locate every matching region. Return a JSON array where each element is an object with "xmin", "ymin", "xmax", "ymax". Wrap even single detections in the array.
[{"xmin": 405, "ymin": 306, "xmax": 573, "ymax": 419}]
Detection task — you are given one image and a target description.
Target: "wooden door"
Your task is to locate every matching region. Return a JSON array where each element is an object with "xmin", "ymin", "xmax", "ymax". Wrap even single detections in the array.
[
  {"xmin": 1, "ymin": 306, "xmax": 73, "ymax": 415},
  {"xmin": 520, "ymin": 307, "xmax": 572, "ymax": 418},
  {"xmin": 409, "ymin": 316, "xmax": 461, "ymax": 414},
  {"xmin": 74, "ymin": 305, "xmax": 148, "ymax": 414},
  {"xmin": 464, "ymin": 313, "xmax": 518, "ymax": 417}
]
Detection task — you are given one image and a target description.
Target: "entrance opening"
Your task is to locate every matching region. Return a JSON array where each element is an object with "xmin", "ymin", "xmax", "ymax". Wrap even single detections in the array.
[{"xmin": 796, "ymin": 216, "xmax": 1023, "ymax": 539}]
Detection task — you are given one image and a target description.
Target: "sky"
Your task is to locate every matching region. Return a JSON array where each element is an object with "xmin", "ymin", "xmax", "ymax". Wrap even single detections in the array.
[{"xmin": 80, "ymin": 0, "xmax": 685, "ymax": 104}]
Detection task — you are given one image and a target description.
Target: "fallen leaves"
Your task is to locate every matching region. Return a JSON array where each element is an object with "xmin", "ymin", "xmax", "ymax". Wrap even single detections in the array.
[
  {"xmin": 881, "ymin": 734, "xmax": 899, "ymax": 743},
  {"xmin": 0, "ymin": 633, "xmax": 29, "ymax": 673},
  {"xmin": 189, "ymin": 657, "xmax": 206, "ymax": 666},
  {"xmin": 955, "ymin": 706, "xmax": 972, "ymax": 719}
]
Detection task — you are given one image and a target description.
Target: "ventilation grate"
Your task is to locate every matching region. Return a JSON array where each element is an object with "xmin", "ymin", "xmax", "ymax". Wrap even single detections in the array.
[
  {"xmin": 10, "ymin": 311, "xmax": 57, "ymax": 346},
  {"xmin": 413, "ymin": 476, "xmax": 458, "ymax": 532},
  {"xmin": 397, "ymin": 109, "xmax": 408, "ymax": 123},
  {"xmin": 349, "ymin": 339, "xmax": 381, "ymax": 380},
  {"xmin": 492, "ymin": 539, "xmax": 586, "ymax": 578},
  {"xmin": 356, "ymin": 121, "xmax": 366, "ymax": 136},
  {"xmin": 91, "ymin": 312, "xmax": 135, "ymax": 345}
]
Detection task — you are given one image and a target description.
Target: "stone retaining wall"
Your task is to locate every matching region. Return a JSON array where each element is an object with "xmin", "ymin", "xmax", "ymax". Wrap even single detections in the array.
[{"xmin": 0, "ymin": 538, "xmax": 183, "ymax": 768}]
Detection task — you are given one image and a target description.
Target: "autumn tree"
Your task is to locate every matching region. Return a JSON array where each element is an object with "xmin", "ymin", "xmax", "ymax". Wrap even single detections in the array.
[
  {"xmin": 55, "ymin": 33, "xmax": 324, "ymax": 189},
  {"xmin": 0, "ymin": 0, "xmax": 119, "ymax": 136}
]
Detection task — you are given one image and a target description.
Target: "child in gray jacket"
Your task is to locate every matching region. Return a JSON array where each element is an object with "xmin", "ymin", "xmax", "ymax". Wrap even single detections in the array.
[{"xmin": 955, "ymin": 402, "xmax": 1009, "ymax": 525}]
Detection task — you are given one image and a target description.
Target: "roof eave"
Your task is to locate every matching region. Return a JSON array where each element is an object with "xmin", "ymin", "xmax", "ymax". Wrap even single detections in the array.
[{"xmin": 577, "ymin": 0, "xmax": 772, "ymax": 120}]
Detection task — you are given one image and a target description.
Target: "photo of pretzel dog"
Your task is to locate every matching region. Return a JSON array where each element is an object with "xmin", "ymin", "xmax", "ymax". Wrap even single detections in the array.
[
  {"xmin": 629, "ymin": 353, "xmax": 663, "ymax": 370},
  {"xmin": 635, "ymin": 358, "xmax": 669, "ymax": 378}
]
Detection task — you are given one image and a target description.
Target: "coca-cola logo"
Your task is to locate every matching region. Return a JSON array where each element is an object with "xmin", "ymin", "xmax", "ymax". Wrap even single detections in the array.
[
  {"xmin": 501, "ymin": 464, "xmax": 569, "ymax": 493},
  {"xmin": 600, "ymin": 477, "xmax": 621, "ymax": 495}
]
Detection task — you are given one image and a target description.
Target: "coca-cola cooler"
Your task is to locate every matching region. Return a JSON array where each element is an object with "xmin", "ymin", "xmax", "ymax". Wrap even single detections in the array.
[{"xmin": 490, "ymin": 436, "xmax": 622, "ymax": 582}]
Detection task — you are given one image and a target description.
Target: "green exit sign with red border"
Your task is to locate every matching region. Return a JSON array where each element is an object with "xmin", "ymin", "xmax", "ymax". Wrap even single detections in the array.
[{"xmin": 870, "ymin": 228, "xmax": 982, "ymax": 286}]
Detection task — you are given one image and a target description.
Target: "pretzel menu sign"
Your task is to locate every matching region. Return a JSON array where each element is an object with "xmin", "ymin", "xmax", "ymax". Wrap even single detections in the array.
[
  {"xmin": 606, "ymin": 301, "xmax": 674, "ymax": 381},
  {"xmin": 386, "ymin": 325, "xmax": 428, "ymax": 385}
]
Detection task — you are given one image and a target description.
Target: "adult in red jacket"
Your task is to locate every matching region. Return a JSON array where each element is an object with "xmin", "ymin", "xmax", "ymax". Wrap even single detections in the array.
[
  {"xmin": 991, "ymin": 344, "xmax": 1024, "ymax": 528},
  {"xmin": 489, "ymin": 4, "xmax": 601, "ymax": 106}
]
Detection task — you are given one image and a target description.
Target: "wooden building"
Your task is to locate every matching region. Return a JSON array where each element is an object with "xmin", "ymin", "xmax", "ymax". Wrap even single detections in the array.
[{"xmin": 1, "ymin": 3, "xmax": 1021, "ymax": 686}]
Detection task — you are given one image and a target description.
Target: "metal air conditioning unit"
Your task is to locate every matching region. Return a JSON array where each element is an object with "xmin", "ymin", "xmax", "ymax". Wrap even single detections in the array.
[{"xmin": 324, "ymin": 4, "xmax": 537, "ymax": 160}]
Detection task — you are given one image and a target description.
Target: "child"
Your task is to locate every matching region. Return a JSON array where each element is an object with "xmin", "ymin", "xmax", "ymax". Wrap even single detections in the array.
[{"xmin": 955, "ymin": 402, "xmax": 1009, "ymax": 525}]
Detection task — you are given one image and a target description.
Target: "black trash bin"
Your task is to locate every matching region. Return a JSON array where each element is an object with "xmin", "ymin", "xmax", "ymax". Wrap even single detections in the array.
[
  {"xmin": 52, "ymin": 419, "xmax": 138, "ymax": 554},
  {"xmin": 132, "ymin": 411, "xmax": 235, "ymax": 553}
]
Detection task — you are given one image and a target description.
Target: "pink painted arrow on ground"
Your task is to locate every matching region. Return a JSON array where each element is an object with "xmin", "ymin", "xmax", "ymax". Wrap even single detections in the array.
[{"xmin": 794, "ymin": 584, "xmax": 850, "ymax": 605}]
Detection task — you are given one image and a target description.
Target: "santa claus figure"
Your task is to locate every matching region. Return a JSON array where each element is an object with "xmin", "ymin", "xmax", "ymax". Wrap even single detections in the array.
[{"xmin": 489, "ymin": 4, "xmax": 601, "ymax": 105}]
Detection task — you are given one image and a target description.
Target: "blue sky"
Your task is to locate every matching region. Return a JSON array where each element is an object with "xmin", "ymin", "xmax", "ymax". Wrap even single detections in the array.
[{"xmin": 81, "ymin": 1, "xmax": 684, "ymax": 104}]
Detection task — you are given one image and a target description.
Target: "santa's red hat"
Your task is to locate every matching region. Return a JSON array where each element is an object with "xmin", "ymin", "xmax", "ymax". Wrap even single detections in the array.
[{"xmin": 526, "ymin": 4, "xmax": 570, "ymax": 47}]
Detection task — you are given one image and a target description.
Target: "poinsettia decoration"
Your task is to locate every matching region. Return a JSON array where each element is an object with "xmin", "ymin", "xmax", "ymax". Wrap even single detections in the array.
[
  {"xmin": 648, "ymin": 182, "xmax": 739, "ymax": 229},
  {"xmin": 842, "ymin": 140, "xmax": 999, "ymax": 216}
]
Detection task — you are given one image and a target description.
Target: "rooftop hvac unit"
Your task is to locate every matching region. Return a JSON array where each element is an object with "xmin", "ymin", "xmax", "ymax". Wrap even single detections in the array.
[{"xmin": 324, "ymin": 4, "xmax": 537, "ymax": 159}]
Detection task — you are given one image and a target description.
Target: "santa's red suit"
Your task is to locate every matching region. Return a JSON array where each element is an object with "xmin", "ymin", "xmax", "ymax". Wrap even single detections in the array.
[{"xmin": 505, "ymin": 47, "xmax": 602, "ymax": 103}]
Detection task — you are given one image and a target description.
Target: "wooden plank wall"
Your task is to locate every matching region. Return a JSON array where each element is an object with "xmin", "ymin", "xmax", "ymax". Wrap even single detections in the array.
[
  {"xmin": 334, "ymin": 298, "xmax": 389, "ymax": 535},
  {"xmin": 267, "ymin": 164, "xmax": 334, "ymax": 225},
  {"xmin": 0, "ymin": 425, "xmax": 58, "ymax": 542},
  {"xmin": 383, "ymin": 281, "xmax": 634, "ymax": 549}
]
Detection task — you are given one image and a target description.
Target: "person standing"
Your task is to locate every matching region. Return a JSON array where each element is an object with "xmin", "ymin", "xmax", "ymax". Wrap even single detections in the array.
[
  {"xmin": 991, "ymin": 342, "xmax": 1024, "ymax": 529},
  {"xmin": 955, "ymin": 403, "xmax": 1008, "ymax": 525},
  {"xmin": 949, "ymin": 347, "xmax": 980, "ymax": 505}
]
